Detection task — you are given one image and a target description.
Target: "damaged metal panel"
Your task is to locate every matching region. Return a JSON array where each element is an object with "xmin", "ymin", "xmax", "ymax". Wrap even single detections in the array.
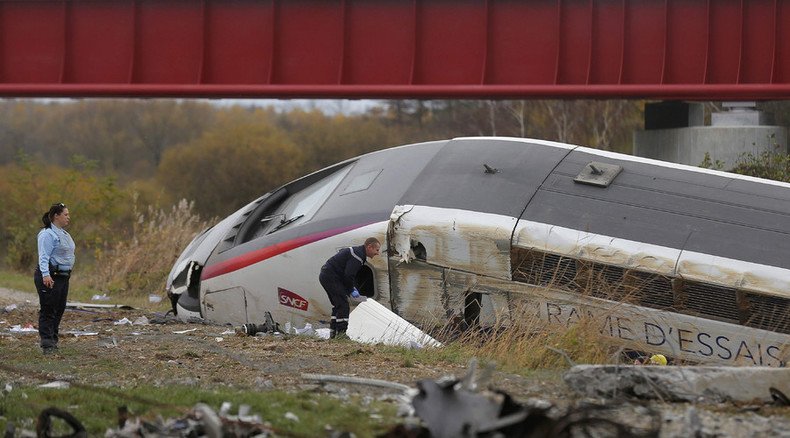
[
  {"xmin": 513, "ymin": 220, "xmax": 680, "ymax": 276},
  {"xmin": 443, "ymin": 269, "xmax": 502, "ymax": 327},
  {"xmin": 388, "ymin": 259, "xmax": 448, "ymax": 324},
  {"xmin": 203, "ymin": 287, "xmax": 248, "ymax": 325},
  {"xmin": 389, "ymin": 205, "xmax": 513, "ymax": 279},
  {"xmin": 388, "ymin": 204, "xmax": 515, "ymax": 326},
  {"xmin": 677, "ymin": 251, "xmax": 790, "ymax": 299},
  {"xmin": 463, "ymin": 275, "xmax": 790, "ymax": 367}
]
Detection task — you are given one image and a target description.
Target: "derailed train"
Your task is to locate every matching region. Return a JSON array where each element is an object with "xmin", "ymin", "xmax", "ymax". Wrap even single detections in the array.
[{"xmin": 167, "ymin": 137, "xmax": 790, "ymax": 366}]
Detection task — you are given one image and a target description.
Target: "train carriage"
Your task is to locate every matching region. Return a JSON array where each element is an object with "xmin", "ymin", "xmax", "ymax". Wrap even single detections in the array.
[{"xmin": 167, "ymin": 137, "xmax": 790, "ymax": 366}]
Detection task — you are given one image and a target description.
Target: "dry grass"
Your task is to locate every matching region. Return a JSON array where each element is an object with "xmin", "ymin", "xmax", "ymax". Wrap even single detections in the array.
[
  {"xmin": 83, "ymin": 199, "xmax": 210, "ymax": 300},
  {"xmin": 431, "ymin": 305, "xmax": 618, "ymax": 374}
]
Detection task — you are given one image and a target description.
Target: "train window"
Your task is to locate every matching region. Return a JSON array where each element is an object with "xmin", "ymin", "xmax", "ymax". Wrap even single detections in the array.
[
  {"xmin": 341, "ymin": 169, "xmax": 382, "ymax": 195},
  {"xmin": 252, "ymin": 165, "xmax": 352, "ymax": 237}
]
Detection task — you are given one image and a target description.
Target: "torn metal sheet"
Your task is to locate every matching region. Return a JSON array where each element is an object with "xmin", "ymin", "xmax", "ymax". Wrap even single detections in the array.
[
  {"xmin": 347, "ymin": 299, "xmax": 441, "ymax": 348},
  {"xmin": 406, "ymin": 361, "xmax": 660, "ymax": 438},
  {"xmin": 389, "ymin": 205, "xmax": 514, "ymax": 280},
  {"xmin": 514, "ymin": 220, "xmax": 680, "ymax": 276}
]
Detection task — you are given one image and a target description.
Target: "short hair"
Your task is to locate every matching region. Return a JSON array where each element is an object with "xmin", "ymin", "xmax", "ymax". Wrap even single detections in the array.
[{"xmin": 364, "ymin": 237, "xmax": 380, "ymax": 247}]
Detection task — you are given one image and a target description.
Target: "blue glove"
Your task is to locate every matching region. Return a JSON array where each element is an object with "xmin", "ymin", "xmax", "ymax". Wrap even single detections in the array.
[{"xmin": 351, "ymin": 288, "xmax": 360, "ymax": 298}]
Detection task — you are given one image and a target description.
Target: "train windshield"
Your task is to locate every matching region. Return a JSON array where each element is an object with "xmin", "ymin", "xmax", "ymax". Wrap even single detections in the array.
[{"xmin": 252, "ymin": 165, "xmax": 352, "ymax": 238}]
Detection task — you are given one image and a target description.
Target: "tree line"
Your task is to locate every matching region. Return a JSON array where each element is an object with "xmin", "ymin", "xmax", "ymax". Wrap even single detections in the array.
[{"xmin": 1, "ymin": 98, "xmax": 788, "ymax": 277}]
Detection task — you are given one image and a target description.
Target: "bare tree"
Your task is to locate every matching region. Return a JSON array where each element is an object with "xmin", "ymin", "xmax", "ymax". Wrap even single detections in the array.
[
  {"xmin": 542, "ymin": 100, "xmax": 578, "ymax": 142},
  {"xmin": 504, "ymin": 100, "xmax": 527, "ymax": 137}
]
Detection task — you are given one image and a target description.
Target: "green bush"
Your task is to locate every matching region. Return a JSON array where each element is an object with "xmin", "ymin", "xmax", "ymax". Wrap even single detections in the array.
[
  {"xmin": 0, "ymin": 160, "xmax": 130, "ymax": 271},
  {"xmin": 730, "ymin": 134, "xmax": 790, "ymax": 182}
]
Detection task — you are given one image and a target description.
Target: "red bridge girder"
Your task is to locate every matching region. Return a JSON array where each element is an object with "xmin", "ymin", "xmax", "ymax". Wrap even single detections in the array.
[{"xmin": 1, "ymin": 0, "xmax": 789, "ymax": 100}]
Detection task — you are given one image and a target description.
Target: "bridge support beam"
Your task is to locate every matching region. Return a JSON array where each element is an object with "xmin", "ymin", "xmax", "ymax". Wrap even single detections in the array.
[{"xmin": 633, "ymin": 102, "xmax": 788, "ymax": 169}]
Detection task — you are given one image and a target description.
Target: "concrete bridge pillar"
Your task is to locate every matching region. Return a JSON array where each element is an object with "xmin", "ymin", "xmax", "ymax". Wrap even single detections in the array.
[{"xmin": 633, "ymin": 101, "xmax": 787, "ymax": 169}]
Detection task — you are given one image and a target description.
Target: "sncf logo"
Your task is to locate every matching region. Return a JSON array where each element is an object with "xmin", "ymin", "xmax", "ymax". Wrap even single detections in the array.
[{"xmin": 278, "ymin": 287, "xmax": 309, "ymax": 311}]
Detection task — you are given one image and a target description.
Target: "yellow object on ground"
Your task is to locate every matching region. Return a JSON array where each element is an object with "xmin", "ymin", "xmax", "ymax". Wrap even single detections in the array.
[{"xmin": 649, "ymin": 354, "xmax": 668, "ymax": 365}]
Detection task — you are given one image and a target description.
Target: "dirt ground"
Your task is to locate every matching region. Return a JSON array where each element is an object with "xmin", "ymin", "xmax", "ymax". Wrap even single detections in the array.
[
  {"xmin": 2, "ymin": 288, "xmax": 790, "ymax": 437},
  {"xmin": 0, "ymin": 288, "xmax": 562, "ymax": 400}
]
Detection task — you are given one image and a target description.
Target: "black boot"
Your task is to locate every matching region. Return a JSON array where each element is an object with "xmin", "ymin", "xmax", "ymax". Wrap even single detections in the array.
[{"xmin": 329, "ymin": 329, "xmax": 337, "ymax": 339}]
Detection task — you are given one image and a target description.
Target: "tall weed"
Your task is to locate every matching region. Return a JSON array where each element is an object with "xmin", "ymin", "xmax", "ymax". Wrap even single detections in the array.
[
  {"xmin": 435, "ymin": 304, "xmax": 616, "ymax": 373},
  {"xmin": 85, "ymin": 199, "xmax": 209, "ymax": 297}
]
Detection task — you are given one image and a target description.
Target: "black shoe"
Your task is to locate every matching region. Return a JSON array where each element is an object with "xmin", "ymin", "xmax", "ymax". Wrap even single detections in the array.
[
  {"xmin": 329, "ymin": 329, "xmax": 337, "ymax": 339},
  {"xmin": 333, "ymin": 331, "xmax": 349, "ymax": 340}
]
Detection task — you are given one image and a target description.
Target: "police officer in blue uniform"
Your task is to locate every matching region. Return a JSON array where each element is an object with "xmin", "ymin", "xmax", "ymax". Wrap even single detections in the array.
[
  {"xmin": 319, "ymin": 237, "xmax": 381, "ymax": 338},
  {"xmin": 34, "ymin": 203, "xmax": 76, "ymax": 355}
]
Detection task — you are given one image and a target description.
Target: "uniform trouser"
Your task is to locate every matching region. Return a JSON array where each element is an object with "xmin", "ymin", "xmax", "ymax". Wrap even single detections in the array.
[
  {"xmin": 319, "ymin": 267, "xmax": 350, "ymax": 333},
  {"xmin": 34, "ymin": 268, "xmax": 69, "ymax": 349}
]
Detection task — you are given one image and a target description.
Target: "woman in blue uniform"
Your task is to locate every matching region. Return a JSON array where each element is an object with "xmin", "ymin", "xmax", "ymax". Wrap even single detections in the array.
[{"xmin": 34, "ymin": 203, "xmax": 76, "ymax": 355}]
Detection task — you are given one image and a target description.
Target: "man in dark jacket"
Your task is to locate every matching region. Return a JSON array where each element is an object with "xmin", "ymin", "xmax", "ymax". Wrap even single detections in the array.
[{"xmin": 319, "ymin": 237, "xmax": 381, "ymax": 338}]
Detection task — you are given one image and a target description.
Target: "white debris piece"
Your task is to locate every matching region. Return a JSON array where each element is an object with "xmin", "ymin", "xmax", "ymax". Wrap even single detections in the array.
[
  {"xmin": 294, "ymin": 323, "xmax": 314, "ymax": 336},
  {"xmin": 9, "ymin": 324, "xmax": 37, "ymax": 333},
  {"xmin": 347, "ymin": 299, "xmax": 441, "ymax": 348},
  {"xmin": 173, "ymin": 328, "xmax": 198, "ymax": 334},
  {"xmin": 114, "ymin": 317, "xmax": 132, "ymax": 325},
  {"xmin": 4, "ymin": 304, "xmax": 17, "ymax": 312},
  {"xmin": 132, "ymin": 316, "xmax": 149, "ymax": 325},
  {"xmin": 39, "ymin": 381, "xmax": 70, "ymax": 389},
  {"xmin": 64, "ymin": 330, "xmax": 98, "ymax": 337}
]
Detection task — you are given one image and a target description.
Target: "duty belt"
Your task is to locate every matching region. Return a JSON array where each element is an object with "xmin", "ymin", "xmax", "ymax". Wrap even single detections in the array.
[{"xmin": 49, "ymin": 265, "xmax": 72, "ymax": 277}]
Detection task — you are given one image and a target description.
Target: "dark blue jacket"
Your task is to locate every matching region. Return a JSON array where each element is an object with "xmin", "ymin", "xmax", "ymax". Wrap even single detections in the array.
[{"xmin": 323, "ymin": 245, "xmax": 367, "ymax": 293}]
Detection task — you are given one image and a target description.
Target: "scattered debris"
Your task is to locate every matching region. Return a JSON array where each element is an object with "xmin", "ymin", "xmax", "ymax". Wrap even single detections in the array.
[
  {"xmin": 148, "ymin": 294, "xmax": 162, "ymax": 303},
  {"xmin": 67, "ymin": 302, "xmax": 134, "ymax": 310},
  {"xmin": 38, "ymin": 381, "xmax": 70, "ymax": 389},
  {"xmin": 3, "ymin": 303, "xmax": 17, "ymax": 313},
  {"xmin": 284, "ymin": 411, "xmax": 300, "ymax": 422},
  {"xmin": 347, "ymin": 299, "xmax": 441, "ymax": 348},
  {"xmin": 236, "ymin": 311, "xmax": 280, "ymax": 336},
  {"xmin": 91, "ymin": 294, "xmax": 111, "ymax": 301},
  {"xmin": 301, "ymin": 373, "xmax": 412, "ymax": 392},
  {"xmin": 37, "ymin": 407, "xmax": 86, "ymax": 438},
  {"xmin": 104, "ymin": 402, "xmax": 275, "ymax": 437},
  {"xmin": 63, "ymin": 330, "xmax": 99, "ymax": 337},
  {"xmin": 173, "ymin": 328, "xmax": 198, "ymax": 334},
  {"xmin": 114, "ymin": 317, "xmax": 132, "ymax": 325},
  {"xmin": 132, "ymin": 315, "xmax": 149, "ymax": 325},
  {"xmin": 564, "ymin": 365, "xmax": 790, "ymax": 403},
  {"xmin": 98, "ymin": 336, "xmax": 119, "ymax": 348},
  {"xmin": 395, "ymin": 361, "xmax": 660, "ymax": 438},
  {"xmin": 9, "ymin": 324, "xmax": 36, "ymax": 333}
]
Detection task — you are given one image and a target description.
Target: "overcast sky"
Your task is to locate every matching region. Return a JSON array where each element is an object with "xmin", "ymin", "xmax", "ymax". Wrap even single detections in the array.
[{"xmin": 214, "ymin": 98, "xmax": 380, "ymax": 115}]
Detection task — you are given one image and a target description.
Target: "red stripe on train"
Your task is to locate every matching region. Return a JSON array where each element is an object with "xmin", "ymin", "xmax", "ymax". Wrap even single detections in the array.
[{"xmin": 201, "ymin": 223, "xmax": 373, "ymax": 280}]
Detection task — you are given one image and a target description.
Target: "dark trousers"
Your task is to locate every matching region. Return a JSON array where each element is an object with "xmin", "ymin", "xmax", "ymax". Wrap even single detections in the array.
[
  {"xmin": 319, "ymin": 267, "xmax": 350, "ymax": 333},
  {"xmin": 34, "ymin": 268, "xmax": 69, "ymax": 349}
]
